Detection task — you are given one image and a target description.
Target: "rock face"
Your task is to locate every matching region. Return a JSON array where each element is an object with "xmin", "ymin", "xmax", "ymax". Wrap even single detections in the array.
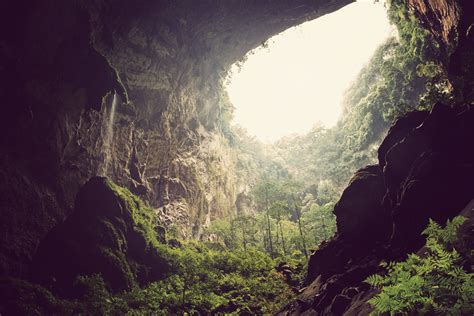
[
  {"xmin": 31, "ymin": 177, "xmax": 168, "ymax": 294},
  {"xmin": 387, "ymin": 104, "xmax": 474, "ymax": 251},
  {"xmin": 0, "ymin": 0, "xmax": 352, "ymax": 277},
  {"xmin": 282, "ymin": 104, "xmax": 474, "ymax": 315},
  {"xmin": 408, "ymin": 0, "xmax": 474, "ymax": 104}
]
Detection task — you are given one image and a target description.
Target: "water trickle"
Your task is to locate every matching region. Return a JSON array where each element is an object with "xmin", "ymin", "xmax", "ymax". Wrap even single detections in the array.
[{"xmin": 99, "ymin": 92, "xmax": 119, "ymax": 175}]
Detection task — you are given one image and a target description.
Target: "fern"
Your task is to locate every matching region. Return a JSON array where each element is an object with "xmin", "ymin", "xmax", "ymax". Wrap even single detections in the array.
[{"xmin": 366, "ymin": 216, "xmax": 473, "ymax": 315}]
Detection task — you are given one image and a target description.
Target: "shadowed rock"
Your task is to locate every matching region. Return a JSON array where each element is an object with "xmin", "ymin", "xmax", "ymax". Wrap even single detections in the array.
[
  {"xmin": 31, "ymin": 177, "xmax": 168, "ymax": 295},
  {"xmin": 283, "ymin": 104, "xmax": 474, "ymax": 315}
]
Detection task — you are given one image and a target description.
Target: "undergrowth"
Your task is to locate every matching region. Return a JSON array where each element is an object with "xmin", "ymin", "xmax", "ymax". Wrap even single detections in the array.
[{"xmin": 366, "ymin": 216, "xmax": 474, "ymax": 315}]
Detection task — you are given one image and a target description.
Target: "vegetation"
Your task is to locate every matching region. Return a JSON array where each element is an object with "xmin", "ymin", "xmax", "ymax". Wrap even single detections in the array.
[
  {"xmin": 366, "ymin": 216, "xmax": 474, "ymax": 315},
  {"xmin": 4, "ymin": 1, "xmax": 465, "ymax": 315},
  {"xmin": 105, "ymin": 181, "xmax": 302, "ymax": 314},
  {"xmin": 219, "ymin": 0, "xmax": 449, "ymax": 194},
  {"xmin": 204, "ymin": 173, "xmax": 337, "ymax": 259},
  {"xmin": 2, "ymin": 181, "xmax": 301, "ymax": 315},
  {"xmin": 4, "ymin": 244, "xmax": 297, "ymax": 315},
  {"xmin": 126, "ymin": 244, "xmax": 296, "ymax": 314},
  {"xmin": 108, "ymin": 179, "xmax": 165, "ymax": 245},
  {"xmin": 66, "ymin": 243, "xmax": 297, "ymax": 315}
]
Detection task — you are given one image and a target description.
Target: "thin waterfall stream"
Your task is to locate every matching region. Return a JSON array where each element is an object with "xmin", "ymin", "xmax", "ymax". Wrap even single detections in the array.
[{"xmin": 100, "ymin": 92, "xmax": 118, "ymax": 175}]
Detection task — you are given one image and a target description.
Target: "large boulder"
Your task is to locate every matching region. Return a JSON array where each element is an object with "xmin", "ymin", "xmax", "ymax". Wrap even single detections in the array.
[
  {"xmin": 334, "ymin": 165, "xmax": 390, "ymax": 243},
  {"xmin": 377, "ymin": 110, "xmax": 428, "ymax": 170},
  {"xmin": 296, "ymin": 164, "xmax": 390, "ymax": 315},
  {"xmin": 31, "ymin": 177, "xmax": 168, "ymax": 295},
  {"xmin": 305, "ymin": 165, "xmax": 389, "ymax": 284},
  {"xmin": 386, "ymin": 104, "xmax": 474, "ymax": 252}
]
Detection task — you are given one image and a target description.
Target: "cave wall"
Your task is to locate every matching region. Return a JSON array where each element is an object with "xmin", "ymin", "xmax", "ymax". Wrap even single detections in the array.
[
  {"xmin": 408, "ymin": 0, "xmax": 474, "ymax": 102},
  {"xmin": 0, "ymin": 0, "xmax": 353, "ymax": 277}
]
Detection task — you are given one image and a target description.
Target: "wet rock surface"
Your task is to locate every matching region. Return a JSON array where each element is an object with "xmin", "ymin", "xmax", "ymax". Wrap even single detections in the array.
[
  {"xmin": 334, "ymin": 165, "xmax": 390, "ymax": 243},
  {"xmin": 387, "ymin": 104, "xmax": 474, "ymax": 252}
]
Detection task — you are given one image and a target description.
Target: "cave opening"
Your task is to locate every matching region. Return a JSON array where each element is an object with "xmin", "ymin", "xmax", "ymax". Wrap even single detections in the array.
[
  {"xmin": 226, "ymin": 0, "xmax": 392, "ymax": 142},
  {"xmin": 1, "ymin": 0, "xmax": 473, "ymax": 314}
]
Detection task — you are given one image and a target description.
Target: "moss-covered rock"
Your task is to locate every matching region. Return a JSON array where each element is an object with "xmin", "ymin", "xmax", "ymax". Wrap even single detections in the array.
[
  {"xmin": 31, "ymin": 176, "xmax": 169, "ymax": 295},
  {"xmin": 0, "ymin": 277, "xmax": 74, "ymax": 315}
]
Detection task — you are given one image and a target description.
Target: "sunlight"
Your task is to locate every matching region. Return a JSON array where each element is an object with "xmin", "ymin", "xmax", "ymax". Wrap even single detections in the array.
[{"xmin": 226, "ymin": 0, "xmax": 393, "ymax": 143}]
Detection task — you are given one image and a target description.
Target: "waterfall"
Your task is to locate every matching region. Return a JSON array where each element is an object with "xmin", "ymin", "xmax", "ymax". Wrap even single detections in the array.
[{"xmin": 99, "ymin": 92, "xmax": 118, "ymax": 176}]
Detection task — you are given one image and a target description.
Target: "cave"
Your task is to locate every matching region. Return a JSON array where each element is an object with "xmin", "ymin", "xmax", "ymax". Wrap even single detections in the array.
[{"xmin": 0, "ymin": 0, "xmax": 473, "ymax": 315}]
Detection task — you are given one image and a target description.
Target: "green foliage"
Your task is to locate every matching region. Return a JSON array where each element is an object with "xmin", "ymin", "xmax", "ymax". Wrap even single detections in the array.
[
  {"xmin": 366, "ymin": 216, "xmax": 474, "ymax": 315},
  {"xmin": 73, "ymin": 274, "xmax": 128, "ymax": 315},
  {"xmin": 8, "ymin": 244, "xmax": 295, "ymax": 315},
  {"xmin": 263, "ymin": 0, "xmax": 448, "ymax": 191},
  {"xmin": 0, "ymin": 277, "xmax": 75, "ymax": 315},
  {"xmin": 204, "ymin": 168, "xmax": 337, "ymax": 265},
  {"xmin": 107, "ymin": 180, "xmax": 165, "ymax": 246},
  {"xmin": 97, "ymin": 244, "xmax": 294, "ymax": 315},
  {"xmin": 105, "ymin": 183, "xmax": 299, "ymax": 314},
  {"xmin": 301, "ymin": 200, "xmax": 337, "ymax": 247}
]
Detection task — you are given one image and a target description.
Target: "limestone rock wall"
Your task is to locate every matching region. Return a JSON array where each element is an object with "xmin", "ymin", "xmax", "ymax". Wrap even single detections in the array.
[{"xmin": 0, "ymin": 0, "xmax": 352, "ymax": 277}]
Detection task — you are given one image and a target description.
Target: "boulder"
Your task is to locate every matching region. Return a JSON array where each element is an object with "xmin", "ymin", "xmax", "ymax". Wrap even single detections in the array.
[
  {"xmin": 378, "ymin": 110, "xmax": 428, "ymax": 170},
  {"xmin": 386, "ymin": 104, "xmax": 474, "ymax": 252},
  {"xmin": 391, "ymin": 151, "xmax": 474, "ymax": 251},
  {"xmin": 334, "ymin": 165, "xmax": 390, "ymax": 243},
  {"xmin": 31, "ymin": 177, "xmax": 168, "ymax": 295}
]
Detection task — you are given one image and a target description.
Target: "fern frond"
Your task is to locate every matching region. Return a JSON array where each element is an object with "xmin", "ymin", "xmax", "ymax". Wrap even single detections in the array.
[{"xmin": 367, "ymin": 215, "xmax": 473, "ymax": 315}]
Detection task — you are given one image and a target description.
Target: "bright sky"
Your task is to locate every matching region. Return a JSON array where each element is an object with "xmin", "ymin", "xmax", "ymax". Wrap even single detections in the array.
[{"xmin": 226, "ymin": 0, "xmax": 393, "ymax": 143}]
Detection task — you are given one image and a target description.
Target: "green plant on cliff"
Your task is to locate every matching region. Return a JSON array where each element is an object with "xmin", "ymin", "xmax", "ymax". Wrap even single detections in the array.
[
  {"xmin": 366, "ymin": 216, "xmax": 474, "ymax": 315},
  {"xmin": 2, "ymin": 180, "xmax": 298, "ymax": 315},
  {"xmin": 264, "ymin": 0, "xmax": 447, "ymax": 192},
  {"xmin": 107, "ymin": 180, "xmax": 165, "ymax": 246},
  {"xmin": 105, "ymin": 181, "xmax": 294, "ymax": 313},
  {"xmin": 73, "ymin": 274, "xmax": 128, "ymax": 315}
]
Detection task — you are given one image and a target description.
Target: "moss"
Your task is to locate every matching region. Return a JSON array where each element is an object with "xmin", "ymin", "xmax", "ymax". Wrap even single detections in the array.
[
  {"xmin": 103, "ymin": 179, "xmax": 172, "ymax": 285},
  {"xmin": 106, "ymin": 179, "xmax": 166, "ymax": 246},
  {"xmin": 96, "ymin": 219, "xmax": 125, "ymax": 250},
  {"xmin": 29, "ymin": 177, "xmax": 172, "ymax": 296},
  {"xmin": 97, "ymin": 247, "xmax": 135, "ymax": 291}
]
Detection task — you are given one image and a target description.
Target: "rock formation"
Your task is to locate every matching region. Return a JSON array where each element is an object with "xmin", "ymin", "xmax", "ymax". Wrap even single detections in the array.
[
  {"xmin": 282, "ymin": 104, "xmax": 474, "ymax": 315},
  {"xmin": 0, "ymin": 0, "xmax": 351, "ymax": 277},
  {"xmin": 0, "ymin": 0, "xmax": 473, "ymax": 314},
  {"xmin": 31, "ymin": 177, "xmax": 168, "ymax": 295}
]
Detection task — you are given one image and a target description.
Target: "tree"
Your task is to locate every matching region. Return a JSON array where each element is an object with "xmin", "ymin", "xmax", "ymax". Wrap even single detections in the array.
[{"xmin": 292, "ymin": 194, "xmax": 308, "ymax": 260}]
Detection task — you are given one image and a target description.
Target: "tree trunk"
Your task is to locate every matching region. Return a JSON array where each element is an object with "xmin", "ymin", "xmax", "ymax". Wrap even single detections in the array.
[
  {"xmin": 293, "ymin": 195, "xmax": 308, "ymax": 259},
  {"xmin": 277, "ymin": 208, "xmax": 287, "ymax": 255},
  {"xmin": 265, "ymin": 184, "xmax": 274, "ymax": 257}
]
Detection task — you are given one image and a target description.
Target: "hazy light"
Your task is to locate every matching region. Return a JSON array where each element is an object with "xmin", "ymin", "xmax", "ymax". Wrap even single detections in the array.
[{"xmin": 226, "ymin": 1, "xmax": 392, "ymax": 143}]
